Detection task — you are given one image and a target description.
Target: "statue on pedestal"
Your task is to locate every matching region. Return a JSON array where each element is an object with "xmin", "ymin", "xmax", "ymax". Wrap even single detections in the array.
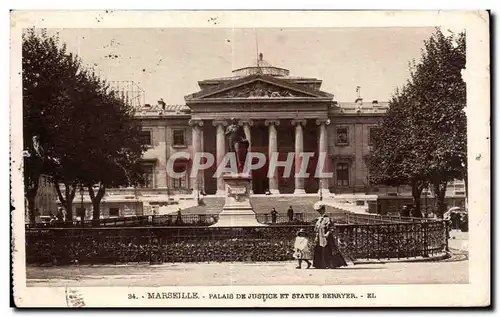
[
  {"xmin": 211, "ymin": 118, "xmax": 262, "ymax": 228},
  {"xmin": 225, "ymin": 118, "xmax": 250, "ymax": 174}
]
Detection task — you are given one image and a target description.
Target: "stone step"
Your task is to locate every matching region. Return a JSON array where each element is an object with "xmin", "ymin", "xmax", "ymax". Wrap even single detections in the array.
[{"xmin": 178, "ymin": 195, "xmax": 349, "ymax": 217}]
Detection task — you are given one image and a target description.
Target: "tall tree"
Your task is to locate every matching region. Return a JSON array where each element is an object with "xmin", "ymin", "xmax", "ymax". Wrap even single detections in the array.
[
  {"xmin": 410, "ymin": 29, "xmax": 467, "ymax": 217},
  {"xmin": 49, "ymin": 66, "xmax": 102, "ymax": 221},
  {"xmin": 22, "ymin": 29, "xmax": 81, "ymax": 222},
  {"xmin": 368, "ymin": 85, "xmax": 428, "ymax": 215},
  {"xmin": 77, "ymin": 78, "xmax": 146, "ymax": 221},
  {"xmin": 23, "ymin": 30, "xmax": 146, "ymax": 222},
  {"xmin": 49, "ymin": 70, "xmax": 145, "ymax": 222},
  {"xmin": 369, "ymin": 28, "xmax": 466, "ymax": 218}
]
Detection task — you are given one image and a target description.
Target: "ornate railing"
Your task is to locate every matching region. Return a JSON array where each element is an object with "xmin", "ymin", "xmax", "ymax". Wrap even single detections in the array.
[
  {"xmin": 28, "ymin": 211, "xmax": 430, "ymax": 229},
  {"xmin": 25, "ymin": 214, "xmax": 220, "ymax": 229},
  {"xmin": 26, "ymin": 219, "xmax": 449, "ymax": 265}
]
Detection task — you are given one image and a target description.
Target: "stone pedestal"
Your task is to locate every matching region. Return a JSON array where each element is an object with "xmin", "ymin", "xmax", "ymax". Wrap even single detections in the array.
[{"xmin": 210, "ymin": 173, "xmax": 265, "ymax": 227}]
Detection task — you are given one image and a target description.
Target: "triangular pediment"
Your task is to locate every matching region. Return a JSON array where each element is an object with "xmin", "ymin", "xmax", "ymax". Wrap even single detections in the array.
[{"xmin": 186, "ymin": 75, "xmax": 332, "ymax": 100}]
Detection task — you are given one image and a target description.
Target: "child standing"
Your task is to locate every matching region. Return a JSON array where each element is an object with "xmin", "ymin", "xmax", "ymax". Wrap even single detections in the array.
[{"xmin": 293, "ymin": 229, "xmax": 312, "ymax": 269}]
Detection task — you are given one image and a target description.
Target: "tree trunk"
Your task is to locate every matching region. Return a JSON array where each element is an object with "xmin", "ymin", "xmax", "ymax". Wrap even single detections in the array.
[
  {"xmin": 26, "ymin": 187, "xmax": 38, "ymax": 224},
  {"xmin": 411, "ymin": 179, "xmax": 424, "ymax": 217},
  {"xmin": 92, "ymin": 200, "xmax": 100, "ymax": 221},
  {"xmin": 433, "ymin": 180, "xmax": 448, "ymax": 218},
  {"xmin": 54, "ymin": 180, "xmax": 77, "ymax": 221},
  {"xmin": 24, "ymin": 157, "xmax": 41, "ymax": 223},
  {"xmin": 88, "ymin": 184, "xmax": 106, "ymax": 224}
]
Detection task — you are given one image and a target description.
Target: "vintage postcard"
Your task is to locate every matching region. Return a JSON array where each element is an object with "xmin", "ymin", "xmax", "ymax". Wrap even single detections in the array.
[{"xmin": 10, "ymin": 10, "xmax": 490, "ymax": 307}]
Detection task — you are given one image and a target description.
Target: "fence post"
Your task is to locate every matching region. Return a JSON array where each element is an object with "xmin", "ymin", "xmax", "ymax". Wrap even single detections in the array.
[
  {"xmin": 444, "ymin": 220, "xmax": 449, "ymax": 252},
  {"xmin": 148, "ymin": 228, "xmax": 153, "ymax": 264},
  {"xmin": 423, "ymin": 222, "xmax": 429, "ymax": 258}
]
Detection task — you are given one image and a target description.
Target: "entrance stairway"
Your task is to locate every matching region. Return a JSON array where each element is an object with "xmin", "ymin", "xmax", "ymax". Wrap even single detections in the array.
[{"xmin": 177, "ymin": 194, "xmax": 350, "ymax": 217}]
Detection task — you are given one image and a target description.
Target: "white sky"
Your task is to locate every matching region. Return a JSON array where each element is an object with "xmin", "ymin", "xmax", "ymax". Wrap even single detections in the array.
[{"xmin": 51, "ymin": 27, "xmax": 436, "ymax": 105}]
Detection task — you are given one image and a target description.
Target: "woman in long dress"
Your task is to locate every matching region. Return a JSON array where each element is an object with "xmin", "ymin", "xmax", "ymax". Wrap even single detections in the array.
[{"xmin": 312, "ymin": 204, "xmax": 348, "ymax": 269}]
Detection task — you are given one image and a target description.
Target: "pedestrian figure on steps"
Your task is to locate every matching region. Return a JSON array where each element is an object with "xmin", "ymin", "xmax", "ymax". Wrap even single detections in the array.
[
  {"xmin": 175, "ymin": 208, "xmax": 183, "ymax": 225},
  {"xmin": 271, "ymin": 207, "xmax": 278, "ymax": 224},
  {"xmin": 287, "ymin": 206, "xmax": 294, "ymax": 222}
]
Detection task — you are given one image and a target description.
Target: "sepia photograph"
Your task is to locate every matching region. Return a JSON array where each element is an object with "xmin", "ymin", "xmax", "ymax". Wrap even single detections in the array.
[{"xmin": 10, "ymin": 10, "xmax": 490, "ymax": 307}]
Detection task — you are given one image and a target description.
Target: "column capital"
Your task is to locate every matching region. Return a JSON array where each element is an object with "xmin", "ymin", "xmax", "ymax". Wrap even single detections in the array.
[
  {"xmin": 316, "ymin": 118, "xmax": 331, "ymax": 126},
  {"xmin": 212, "ymin": 119, "xmax": 228, "ymax": 127},
  {"xmin": 189, "ymin": 119, "xmax": 204, "ymax": 127},
  {"xmin": 239, "ymin": 119, "xmax": 254, "ymax": 127},
  {"xmin": 265, "ymin": 119, "xmax": 280, "ymax": 126},
  {"xmin": 291, "ymin": 119, "xmax": 307, "ymax": 126}
]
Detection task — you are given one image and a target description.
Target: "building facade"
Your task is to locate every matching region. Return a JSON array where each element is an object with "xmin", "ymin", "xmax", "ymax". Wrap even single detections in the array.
[
  {"xmin": 48, "ymin": 56, "xmax": 464, "ymax": 219},
  {"xmin": 134, "ymin": 57, "xmax": 390, "ymax": 197}
]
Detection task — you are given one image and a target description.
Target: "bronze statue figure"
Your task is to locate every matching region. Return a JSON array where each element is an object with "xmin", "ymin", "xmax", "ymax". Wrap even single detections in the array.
[{"xmin": 225, "ymin": 118, "xmax": 250, "ymax": 173}]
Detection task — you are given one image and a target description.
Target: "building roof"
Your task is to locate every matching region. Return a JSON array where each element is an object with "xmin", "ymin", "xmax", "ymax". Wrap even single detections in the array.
[
  {"xmin": 198, "ymin": 54, "xmax": 321, "ymax": 86},
  {"xmin": 134, "ymin": 103, "xmax": 190, "ymax": 118},
  {"xmin": 199, "ymin": 75, "xmax": 321, "ymax": 84},
  {"xmin": 134, "ymin": 99, "xmax": 389, "ymax": 119},
  {"xmin": 186, "ymin": 73, "xmax": 333, "ymax": 100},
  {"xmin": 330, "ymin": 99, "xmax": 389, "ymax": 115}
]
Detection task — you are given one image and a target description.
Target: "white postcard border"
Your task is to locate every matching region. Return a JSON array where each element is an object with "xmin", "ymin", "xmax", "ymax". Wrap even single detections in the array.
[{"xmin": 10, "ymin": 10, "xmax": 490, "ymax": 307}]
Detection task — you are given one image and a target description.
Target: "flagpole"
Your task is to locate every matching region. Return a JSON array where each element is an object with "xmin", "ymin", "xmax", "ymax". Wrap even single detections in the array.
[{"xmin": 255, "ymin": 28, "xmax": 259, "ymax": 66}]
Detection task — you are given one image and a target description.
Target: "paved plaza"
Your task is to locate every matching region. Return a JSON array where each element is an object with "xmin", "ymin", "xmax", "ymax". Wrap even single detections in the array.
[
  {"xmin": 26, "ymin": 259, "xmax": 468, "ymax": 287},
  {"xmin": 26, "ymin": 231, "xmax": 468, "ymax": 287},
  {"xmin": 27, "ymin": 256, "xmax": 468, "ymax": 287}
]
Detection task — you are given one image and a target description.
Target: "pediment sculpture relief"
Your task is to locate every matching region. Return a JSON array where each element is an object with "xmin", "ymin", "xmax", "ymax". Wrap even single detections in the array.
[{"xmin": 211, "ymin": 82, "xmax": 311, "ymax": 99}]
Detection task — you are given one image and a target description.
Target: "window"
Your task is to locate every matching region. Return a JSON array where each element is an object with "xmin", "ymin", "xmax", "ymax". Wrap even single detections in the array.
[
  {"xmin": 336, "ymin": 163, "xmax": 349, "ymax": 186},
  {"xmin": 336, "ymin": 128, "xmax": 349, "ymax": 145},
  {"xmin": 142, "ymin": 165, "xmax": 154, "ymax": 188},
  {"xmin": 172, "ymin": 129, "xmax": 186, "ymax": 147},
  {"xmin": 109, "ymin": 208, "xmax": 119, "ymax": 217},
  {"xmin": 369, "ymin": 127, "xmax": 380, "ymax": 146},
  {"xmin": 140, "ymin": 130, "xmax": 152, "ymax": 146},
  {"xmin": 172, "ymin": 162, "xmax": 188, "ymax": 189}
]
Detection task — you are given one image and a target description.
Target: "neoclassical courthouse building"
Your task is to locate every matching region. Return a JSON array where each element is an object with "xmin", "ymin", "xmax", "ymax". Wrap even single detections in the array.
[
  {"xmin": 136, "ymin": 56, "xmax": 388, "ymax": 198},
  {"xmin": 35, "ymin": 55, "xmax": 465, "ymax": 219}
]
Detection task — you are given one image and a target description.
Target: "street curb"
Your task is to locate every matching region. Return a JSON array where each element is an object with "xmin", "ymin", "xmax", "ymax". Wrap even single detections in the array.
[{"xmin": 352, "ymin": 252, "xmax": 451, "ymax": 265}]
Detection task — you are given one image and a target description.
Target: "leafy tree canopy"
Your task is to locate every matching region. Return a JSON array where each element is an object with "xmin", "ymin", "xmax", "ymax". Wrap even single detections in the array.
[
  {"xmin": 369, "ymin": 28, "xmax": 466, "ymax": 217},
  {"xmin": 23, "ymin": 29, "xmax": 146, "ymax": 222}
]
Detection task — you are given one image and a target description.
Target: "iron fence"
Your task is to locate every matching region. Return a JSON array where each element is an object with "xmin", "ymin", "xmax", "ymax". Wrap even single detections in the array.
[
  {"xmin": 27, "ymin": 211, "xmax": 430, "ymax": 229},
  {"xmin": 25, "ymin": 214, "xmax": 220, "ymax": 229},
  {"xmin": 26, "ymin": 219, "xmax": 448, "ymax": 265}
]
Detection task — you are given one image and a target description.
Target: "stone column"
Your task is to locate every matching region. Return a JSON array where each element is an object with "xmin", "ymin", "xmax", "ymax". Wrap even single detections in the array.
[
  {"xmin": 213, "ymin": 120, "xmax": 227, "ymax": 195},
  {"xmin": 189, "ymin": 119, "xmax": 203, "ymax": 195},
  {"xmin": 292, "ymin": 119, "xmax": 307, "ymax": 194},
  {"xmin": 200, "ymin": 128, "xmax": 205, "ymax": 193},
  {"xmin": 265, "ymin": 119, "xmax": 280, "ymax": 194},
  {"xmin": 239, "ymin": 119, "xmax": 254, "ymax": 193},
  {"xmin": 316, "ymin": 118, "xmax": 331, "ymax": 197}
]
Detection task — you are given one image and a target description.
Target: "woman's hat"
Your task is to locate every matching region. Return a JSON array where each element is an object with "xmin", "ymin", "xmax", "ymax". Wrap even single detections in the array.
[
  {"xmin": 297, "ymin": 229, "xmax": 306, "ymax": 235},
  {"xmin": 313, "ymin": 201, "xmax": 325, "ymax": 211}
]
